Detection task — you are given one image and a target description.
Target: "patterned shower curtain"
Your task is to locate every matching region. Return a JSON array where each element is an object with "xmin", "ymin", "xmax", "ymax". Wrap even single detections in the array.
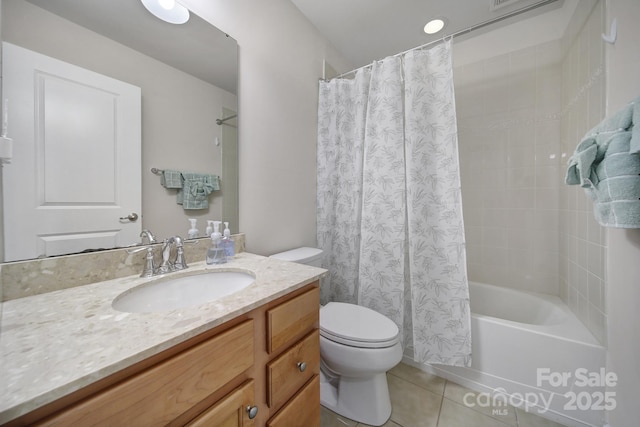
[{"xmin": 317, "ymin": 40, "xmax": 471, "ymax": 366}]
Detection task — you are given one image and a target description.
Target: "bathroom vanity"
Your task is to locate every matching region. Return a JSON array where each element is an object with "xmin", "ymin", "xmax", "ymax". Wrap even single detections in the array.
[{"xmin": 0, "ymin": 253, "xmax": 325, "ymax": 426}]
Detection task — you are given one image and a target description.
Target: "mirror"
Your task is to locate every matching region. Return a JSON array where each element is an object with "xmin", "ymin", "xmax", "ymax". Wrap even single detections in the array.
[{"xmin": 1, "ymin": 0, "xmax": 238, "ymax": 262}]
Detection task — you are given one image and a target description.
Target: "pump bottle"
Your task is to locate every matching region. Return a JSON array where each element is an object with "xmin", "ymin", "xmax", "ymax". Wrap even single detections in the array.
[
  {"xmin": 205, "ymin": 220, "xmax": 214, "ymax": 236},
  {"xmin": 206, "ymin": 221, "xmax": 226, "ymax": 264},
  {"xmin": 187, "ymin": 218, "xmax": 199, "ymax": 239},
  {"xmin": 221, "ymin": 222, "xmax": 235, "ymax": 258}
]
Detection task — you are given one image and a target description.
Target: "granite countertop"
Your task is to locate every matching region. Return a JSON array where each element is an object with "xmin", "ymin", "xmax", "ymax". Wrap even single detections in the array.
[{"xmin": 0, "ymin": 252, "xmax": 326, "ymax": 424}]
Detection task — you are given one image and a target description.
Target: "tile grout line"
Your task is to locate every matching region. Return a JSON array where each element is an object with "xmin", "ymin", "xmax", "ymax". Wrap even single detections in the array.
[{"xmin": 434, "ymin": 381, "xmax": 446, "ymax": 427}]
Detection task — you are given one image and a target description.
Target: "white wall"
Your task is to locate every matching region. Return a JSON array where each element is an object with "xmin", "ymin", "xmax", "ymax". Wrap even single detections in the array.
[
  {"xmin": 604, "ymin": 0, "xmax": 640, "ymax": 425},
  {"xmin": 181, "ymin": 0, "xmax": 352, "ymax": 256}
]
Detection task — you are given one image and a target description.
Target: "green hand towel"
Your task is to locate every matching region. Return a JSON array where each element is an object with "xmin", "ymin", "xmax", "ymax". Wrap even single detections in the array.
[
  {"xmin": 160, "ymin": 170, "xmax": 183, "ymax": 189},
  {"xmin": 181, "ymin": 173, "xmax": 220, "ymax": 210}
]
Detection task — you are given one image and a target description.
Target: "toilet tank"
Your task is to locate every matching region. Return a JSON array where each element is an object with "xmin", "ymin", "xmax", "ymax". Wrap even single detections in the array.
[{"xmin": 269, "ymin": 247, "xmax": 323, "ymax": 267}]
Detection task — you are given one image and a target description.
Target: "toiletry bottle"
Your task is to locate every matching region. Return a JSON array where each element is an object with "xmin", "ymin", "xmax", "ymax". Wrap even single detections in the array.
[
  {"xmin": 206, "ymin": 221, "xmax": 226, "ymax": 264},
  {"xmin": 188, "ymin": 218, "xmax": 199, "ymax": 239},
  {"xmin": 221, "ymin": 222, "xmax": 235, "ymax": 258},
  {"xmin": 205, "ymin": 220, "xmax": 214, "ymax": 237}
]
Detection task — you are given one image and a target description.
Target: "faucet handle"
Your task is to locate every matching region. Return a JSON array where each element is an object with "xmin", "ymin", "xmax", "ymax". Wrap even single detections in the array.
[
  {"xmin": 127, "ymin": 245, "xmax": 156, "ymax": 278},
  {"xmin": 155, "ymin": 238, "xmax": 175, "ymax": 274},
  {"xmin": 173, "ymin": 245, "xmax": 188, "ymax": 271},
  {"xmin": 140, "ymin": 246, "xmax": 157, "ymax": 278},
  {"xmin": 171, "ymin": 236, "xmax": 194, "ymax": 271},
  {"xmin": 126, "ymin": 245, "xmax": 149, "ymax": 255}
]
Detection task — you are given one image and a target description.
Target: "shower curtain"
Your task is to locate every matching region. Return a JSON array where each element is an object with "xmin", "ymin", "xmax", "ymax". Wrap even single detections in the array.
[{"xmin": 317, "ymin": 40, "xmax": 471, "ymax": 366}]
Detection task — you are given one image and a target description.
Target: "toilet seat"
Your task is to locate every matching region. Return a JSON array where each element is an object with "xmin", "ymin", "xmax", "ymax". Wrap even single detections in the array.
[{"xmin": 320, "ymin": 302, "xmax": 400, "ymax": 349}]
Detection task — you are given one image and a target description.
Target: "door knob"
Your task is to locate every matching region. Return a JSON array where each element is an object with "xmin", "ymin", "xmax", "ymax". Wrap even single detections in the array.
[{"xmin": 119, "ymin": 212, "xmax": 139, "ymax": 222}]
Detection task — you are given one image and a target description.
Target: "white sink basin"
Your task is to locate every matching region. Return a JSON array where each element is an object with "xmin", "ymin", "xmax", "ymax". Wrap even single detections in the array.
[{"xmin": 112, "ymin": 271, "xmax": 255, "ymax": 313}]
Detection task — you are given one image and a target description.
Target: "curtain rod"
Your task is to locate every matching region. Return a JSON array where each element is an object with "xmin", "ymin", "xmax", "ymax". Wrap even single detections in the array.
[{"xmin": 331, "ymin": 0, "xmax": 560, "ymax": 80}]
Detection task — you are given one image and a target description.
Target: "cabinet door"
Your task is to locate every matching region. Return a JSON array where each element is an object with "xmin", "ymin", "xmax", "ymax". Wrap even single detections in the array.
[
  {"xmin": 187, "ymin": 380, "xmax": 256, "ymax": 427},
  {"xmin": 267, "ymin": 376, "xmax": 320, "ymax": 427}
]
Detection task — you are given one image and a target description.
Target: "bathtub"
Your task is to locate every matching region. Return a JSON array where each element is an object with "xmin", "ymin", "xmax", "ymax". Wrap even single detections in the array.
[{"xmin": 419, "ymin": 282, "xmax": 607, "ymax": 427}]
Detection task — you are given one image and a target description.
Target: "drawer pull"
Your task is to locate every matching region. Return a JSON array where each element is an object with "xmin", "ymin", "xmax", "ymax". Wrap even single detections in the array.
[
  {"xmin": 246, "ymin": 405, "xmax": 258, "ymax": 419},
  {"xmin": 297, "ymin": 361, "xmax": 307, "ymax": 372}
]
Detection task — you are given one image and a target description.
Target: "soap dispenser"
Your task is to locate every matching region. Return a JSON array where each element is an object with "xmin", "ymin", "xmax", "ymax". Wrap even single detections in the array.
[
  {"xmin": 206, "ymin": 221, "xmax": 226, "ymax": 264},
  {"xmin": 205, "ymin": 220, "xmax": 214, "ymax": 237},
  {"xmin": 221, "ymin": 222, "xmax": 235, "ymax": 258},
  {"xmin": 188, "ymin": 218, "xmax": 199, "ymax": 239}
]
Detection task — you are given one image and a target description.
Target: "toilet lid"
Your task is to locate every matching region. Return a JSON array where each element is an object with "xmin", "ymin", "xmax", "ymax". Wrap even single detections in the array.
[{"xmin": 320, "ymin": 302, "xmax": 400, "ymax": 348}]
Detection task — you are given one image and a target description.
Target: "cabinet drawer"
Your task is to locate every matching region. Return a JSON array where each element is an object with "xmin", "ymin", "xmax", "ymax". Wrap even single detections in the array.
[
  {"xmin": 267, "ymin": 329, "xmax": 319, "ymax": 410},
  {"xmin": 267, "ymin": 287, "xmax": 319, "ymax": 354},
  {"xmin": 267, "ymin": 375, "xmax": 320, "ymax": 427},
  {"xmin": 39, "ymin": 320, "xmax": 255, "ymax": 426},
  {"xmin": 187, "ymin": 380, "xmax": 256, "ymax": 427}
]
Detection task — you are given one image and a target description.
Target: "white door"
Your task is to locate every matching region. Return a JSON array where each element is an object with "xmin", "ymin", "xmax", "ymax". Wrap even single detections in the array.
[{"xmin": 2, "ymin": 42, "xmax": 141, "ymax": 261}]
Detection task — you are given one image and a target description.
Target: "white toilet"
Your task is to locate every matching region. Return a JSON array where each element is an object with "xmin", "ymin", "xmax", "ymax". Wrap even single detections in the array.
[{"xmin": 270, "ymin": 247, "xmax": 403, "ymax": 426}]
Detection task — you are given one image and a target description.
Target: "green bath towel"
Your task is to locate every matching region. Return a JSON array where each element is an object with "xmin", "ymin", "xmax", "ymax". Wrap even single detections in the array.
[
  {"xmin": 566, "ymin": 96, "xmax": 640, "ymax": 228},
  {"xmin": 594, "ymin": 152, "xmax": 640, "ymax": 181}
]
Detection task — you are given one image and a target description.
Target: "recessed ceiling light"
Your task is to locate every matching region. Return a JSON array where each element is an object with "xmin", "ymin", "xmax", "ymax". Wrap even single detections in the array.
[
  {"xmin": 141, "ymin": 0, "xmax": 190, "ymax": 24},
  {"xmin": 424, "ymin": 18, "xmax": 446, "ymax": 35}
]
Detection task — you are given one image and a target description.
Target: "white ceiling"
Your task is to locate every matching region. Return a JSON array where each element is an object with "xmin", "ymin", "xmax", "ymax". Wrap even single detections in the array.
[
  {"xmin": 24, "ymin": 0, "xmax": 238, "ymax": 94},
  {"xmin": 290, "ymin": 0, "xmax": 564, "ymax": 70}
]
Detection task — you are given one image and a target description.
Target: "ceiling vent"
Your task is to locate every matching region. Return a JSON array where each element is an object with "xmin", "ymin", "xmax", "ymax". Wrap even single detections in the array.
[{"xmin": 490, "ymin": 0, "xmax": 527, "ymax": 11}]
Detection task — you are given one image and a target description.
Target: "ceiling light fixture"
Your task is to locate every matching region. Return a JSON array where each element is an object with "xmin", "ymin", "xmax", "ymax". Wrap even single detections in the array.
[
  {"xmin": 141, "ymin": 0, "xmax": 190, "ymax": 24},
  {"xmin": 423, "ymin": 18, "xmax": 446, "ymax": 35}
]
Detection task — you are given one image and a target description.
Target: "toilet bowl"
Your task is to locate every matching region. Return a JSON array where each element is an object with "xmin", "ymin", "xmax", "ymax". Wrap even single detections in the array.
[
  {"xmin": 270, "ymin": 248, "xmax": 402, "ymax": 426},
  {"xmin": 319, "ymin": 302, "xmax": 402, "ymax": 426}
]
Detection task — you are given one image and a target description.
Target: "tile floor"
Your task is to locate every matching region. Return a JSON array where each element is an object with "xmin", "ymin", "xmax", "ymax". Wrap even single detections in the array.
[{"xmin": 321, "ymin": 363, "xmax": 567, "ymax": 427}]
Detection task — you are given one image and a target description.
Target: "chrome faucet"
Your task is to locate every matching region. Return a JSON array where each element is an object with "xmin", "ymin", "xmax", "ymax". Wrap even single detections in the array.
[
  {"xmin": 140, "ymin": 229, "xmax": 157, "ymax": 245},
  {"xmin": 128, "ymin": 235, "xmax": 194, "ymax": 277},
  {"xmin": 156, "ymin": 236, "xmax": 191, "ymax": 275}
]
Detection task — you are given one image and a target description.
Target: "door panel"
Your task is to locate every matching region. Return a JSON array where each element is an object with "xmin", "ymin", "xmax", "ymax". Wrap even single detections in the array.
[{"xmin": 2, "ymin": 42, "xmax": 141, "ymax": 261}]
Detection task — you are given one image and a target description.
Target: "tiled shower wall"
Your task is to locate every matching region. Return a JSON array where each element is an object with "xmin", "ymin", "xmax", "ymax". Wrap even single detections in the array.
[
  {"xmin": 455, "ymin": 40, "xmax": 563, "ymax": 295},
  {"xmin": 454, "ymin": 1, "xmax": 607, "ymax": 345},
  {"xmin": 558, "ymin": 2, "xmax": 607, "ymax": 345}
]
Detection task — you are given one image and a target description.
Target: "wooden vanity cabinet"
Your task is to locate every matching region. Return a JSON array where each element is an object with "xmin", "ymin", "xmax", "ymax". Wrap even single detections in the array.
[
  {"xmin": 264, "ymin": 287, "xmax": 320, "ymax": 426},
  {"xmin": 7, "ymin": 281, "xmax": 320, "ymax": 427}
]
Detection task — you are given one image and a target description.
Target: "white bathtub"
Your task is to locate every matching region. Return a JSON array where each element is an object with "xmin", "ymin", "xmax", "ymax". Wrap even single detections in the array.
[{"xmin": 420, "ymin": 282, "xmax": 607, "ymax": 427}]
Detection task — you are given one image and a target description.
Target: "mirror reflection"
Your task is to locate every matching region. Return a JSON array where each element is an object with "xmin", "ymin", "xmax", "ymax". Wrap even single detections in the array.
[{"xmin": 1, "ymin": 0, "xmax": 238, "ymax": 262}]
